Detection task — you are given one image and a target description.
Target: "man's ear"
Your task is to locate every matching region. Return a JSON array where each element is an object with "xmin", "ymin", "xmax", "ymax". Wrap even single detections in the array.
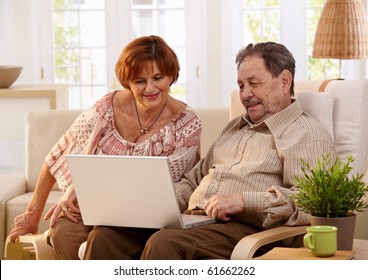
[{"xmin": 280, "ymin": 69, "xmax": 292, "ymax": 94}]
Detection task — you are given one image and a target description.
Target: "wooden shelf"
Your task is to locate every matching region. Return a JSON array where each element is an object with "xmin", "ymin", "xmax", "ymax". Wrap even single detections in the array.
[{"xmin": 0, "ymin": 88, "xmax": 57, "ymax": 109}]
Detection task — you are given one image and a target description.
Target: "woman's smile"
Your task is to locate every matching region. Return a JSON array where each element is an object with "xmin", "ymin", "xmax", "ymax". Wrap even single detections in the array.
[{"xmin": 143, "ymin": 92, "xmax": 160, "ymax": 100}]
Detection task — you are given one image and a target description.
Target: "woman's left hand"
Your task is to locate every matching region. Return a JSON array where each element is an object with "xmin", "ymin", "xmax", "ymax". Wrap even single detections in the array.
[{"xmin": 44, "ymin": 185, "xmax": 80, "ymax": 227}]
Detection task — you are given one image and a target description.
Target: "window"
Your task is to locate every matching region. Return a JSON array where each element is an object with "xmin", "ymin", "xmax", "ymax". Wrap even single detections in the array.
[
  {"xmin": 131, "ymin": 0, "xmax": 187, "ymax": 102},
  {"xmin": 38, "ymin": 0, "xmax": 366, "ymax": 108},
  {"xmin": 240, "ymin": 0, "xmax": 339, "ymax": 80},
  {"xmin": 52, "ymin": 0, "xmax": 107, "ymax": 109},
  {"xmin": 242, "ymin": 0, "xmax": 280, "ymax": 43},
  {"xmin": 51, "ymin": 0, "xmax": 204, "ymax": 109}
]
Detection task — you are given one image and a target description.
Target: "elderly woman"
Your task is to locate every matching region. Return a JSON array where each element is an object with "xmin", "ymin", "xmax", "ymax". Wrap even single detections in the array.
[{"xmin": 8, "ymin": 35, "xmax": 202, "ymax": 259}]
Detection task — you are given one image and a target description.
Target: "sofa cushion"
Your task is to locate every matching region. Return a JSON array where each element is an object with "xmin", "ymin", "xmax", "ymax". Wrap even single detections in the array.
[
  {"xmin": 322, "ymin": 80, "xmax": 368, "ymax": 174},
  {"xmin": 229, "ymin": 89, "xmax": 245, "ymax": 120},
  {"xmin": 5, "ymin": 190, "xmax": 63, "ymax": 237},
  {"xmin": 193, "ymin": 107, "xmax": 229, "ymax": 156},
  {"xmin": 26, "ymin": 110, "xmax": 83, "ymax": 192},
  {"xmin": 294, "ymin": 91, "xmax": 334, "ymax": 141}
]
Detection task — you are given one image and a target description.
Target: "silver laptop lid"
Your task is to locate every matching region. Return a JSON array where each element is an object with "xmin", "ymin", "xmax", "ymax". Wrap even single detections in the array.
[{"xmin": 66, "ymin": 155, "xmax": 184, "ymax": 228}]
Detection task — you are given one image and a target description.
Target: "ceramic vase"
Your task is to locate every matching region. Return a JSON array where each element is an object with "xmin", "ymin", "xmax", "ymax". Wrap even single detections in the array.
[{"xmin": 310, "ymin": 214, "xmax": 356, "ymax": 251}]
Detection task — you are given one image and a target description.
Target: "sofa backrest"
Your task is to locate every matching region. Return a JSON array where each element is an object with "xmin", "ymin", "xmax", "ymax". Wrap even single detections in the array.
[
  {"xmin": 192, "ymin": 107, "xmax": 229, "ymax": 156},
  {"xmin": 297, "ymin": 79, "xmax": 368, "ymax": 176},
  {"xmin": 26, "ymin": 110, "xmax": 83, "ymax": 191}
]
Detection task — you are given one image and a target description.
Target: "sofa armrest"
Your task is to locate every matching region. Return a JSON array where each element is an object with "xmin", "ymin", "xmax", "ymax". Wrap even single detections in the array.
[
  {"xmin": 4, "ymin": 232, "xmax": 55, "ymax": 260},
  {"xmin": 0, "ymin": 175, "xmax": 27, "ymax": 201},
  {"xmin": 0, "ymin": 175, "xmax": 27, "ymax": 220},
  {"xmin": 230, "ymin": 225, "xmax": 308, "ymax": 260},
  {"xmin": 0, "ymin": 174, "xmax": 27, "ymax": 260}
]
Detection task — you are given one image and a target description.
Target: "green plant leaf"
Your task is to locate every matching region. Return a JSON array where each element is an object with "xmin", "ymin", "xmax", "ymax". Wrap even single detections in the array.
[{"xmin": 292, "ymin": 153, "xmax": 368, "ymax": 217}]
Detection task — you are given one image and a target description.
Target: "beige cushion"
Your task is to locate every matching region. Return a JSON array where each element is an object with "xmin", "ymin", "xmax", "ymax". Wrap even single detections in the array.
[
  {"xmin": 295, "ymin": 91, "xmax": 334, "ymax": 141},
  {"xmin": 5, "ymin": 191, "xmax": 62, "ymax": 237},
  {"xmin": 229, "ymin": 89, "xmax": 245, "ymax": 120},
  {"xmin": 26, "ymin": 110, "xmax": 83, "ymax": 192},
  {"xmin": 296, "ymin": 79, "xmax": 368, "ymax": 174},
  {"xmin": 192, "ymin": 107, "xmax": 229, "ymax": 156},
  {"xmin": 322, "ymin": 80, "xmax": 368, "ymax": 174}
]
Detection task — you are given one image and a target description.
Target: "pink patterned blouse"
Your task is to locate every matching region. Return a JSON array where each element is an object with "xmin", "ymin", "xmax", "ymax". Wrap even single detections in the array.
[{"xmin": 45, "ymin": 92, "xmax": 202, "ymax": 192}]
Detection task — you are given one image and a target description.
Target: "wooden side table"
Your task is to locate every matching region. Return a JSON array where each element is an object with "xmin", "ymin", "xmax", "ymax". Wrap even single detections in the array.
[
  {"xmin": 255, "ymin": 247, "xmax": 354, "ymax": 260},
  {"xmin": 255, "ymin": 239, "xmax": 368, "ymax": 260}
]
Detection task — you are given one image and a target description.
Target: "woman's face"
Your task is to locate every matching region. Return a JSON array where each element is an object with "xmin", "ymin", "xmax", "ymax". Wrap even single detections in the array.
[{"xmin": 128, "ymin": 61, "xmax": 173, "ymax": 111}]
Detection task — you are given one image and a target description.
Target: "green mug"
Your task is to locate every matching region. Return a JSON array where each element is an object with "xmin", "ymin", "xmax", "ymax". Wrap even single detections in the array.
[{"xmin": 303, "ymin": 225, "xmax": 337, "ymax": 257}]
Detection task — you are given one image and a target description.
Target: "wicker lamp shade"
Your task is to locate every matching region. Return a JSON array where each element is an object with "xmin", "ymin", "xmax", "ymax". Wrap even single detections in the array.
[{"xmin": 313, "ymin": 0, "xmax": 368, "ymax": 59}]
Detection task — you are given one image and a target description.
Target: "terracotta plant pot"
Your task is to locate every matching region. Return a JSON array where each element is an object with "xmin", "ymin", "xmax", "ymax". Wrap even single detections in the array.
[{"xmin": 310, "ymin": 215, "xmax": 356, "ymax": 251}]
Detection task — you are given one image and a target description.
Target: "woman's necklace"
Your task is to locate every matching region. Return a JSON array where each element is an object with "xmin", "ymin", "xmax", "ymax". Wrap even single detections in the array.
[{"xmin": 133, "ymin": 97, "xmax": 168, "ymax": 134}]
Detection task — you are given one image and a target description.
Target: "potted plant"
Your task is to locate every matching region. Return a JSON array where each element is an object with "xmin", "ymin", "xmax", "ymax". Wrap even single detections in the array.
[{"xmin": 292, "ymin": 153, "xmax": 368, "ymax": 251}]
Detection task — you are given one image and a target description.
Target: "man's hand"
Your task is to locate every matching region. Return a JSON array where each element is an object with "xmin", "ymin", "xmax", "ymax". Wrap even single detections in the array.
[{"xmin": 203, "ymin": 194, "xmax": 244, "ymax": 221}]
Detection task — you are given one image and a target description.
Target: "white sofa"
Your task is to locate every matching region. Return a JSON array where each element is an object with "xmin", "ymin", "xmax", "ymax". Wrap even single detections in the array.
[{"xmin": 2, "ymin": 79, "xmax": 368, "ymax": 260}]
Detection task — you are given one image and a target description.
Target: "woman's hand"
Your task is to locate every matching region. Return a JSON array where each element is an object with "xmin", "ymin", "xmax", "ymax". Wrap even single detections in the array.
[
  {"xmin": 8, "ymin": 209, "xmax": 40, "ymax": 242},
  {"xmin": 203, "ymin": 194, "xmax": 245, "ymax": 221},
  {"xmin": 44, "ymin": 185, "xmax": 80, "ymax": 227}
]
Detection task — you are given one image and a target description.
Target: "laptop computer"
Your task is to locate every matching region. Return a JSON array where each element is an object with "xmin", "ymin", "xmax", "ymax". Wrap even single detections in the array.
[{"xmin": 66, "ymin": 154, "xmax": 216, "ymax": 229}]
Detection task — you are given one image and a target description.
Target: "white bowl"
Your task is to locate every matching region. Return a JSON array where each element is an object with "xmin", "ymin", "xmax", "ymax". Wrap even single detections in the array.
[{"xmin": 0, "ymin": 66, "xmax": 23, "ymax": 88}]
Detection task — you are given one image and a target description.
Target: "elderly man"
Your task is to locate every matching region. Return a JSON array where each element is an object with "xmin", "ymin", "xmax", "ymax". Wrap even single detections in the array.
[
  {"xmin": 139, "ymin": 42, "xmax": 336, "ymax": 260},
  {"xmin": 84, "ymin": 42, "xmax": 337, "ymax": 260}
]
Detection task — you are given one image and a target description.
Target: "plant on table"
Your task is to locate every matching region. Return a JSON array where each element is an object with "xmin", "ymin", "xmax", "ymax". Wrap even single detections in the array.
[{"xmin": 292, "ymin": 153, "xmax": 368, "ymax": 218}]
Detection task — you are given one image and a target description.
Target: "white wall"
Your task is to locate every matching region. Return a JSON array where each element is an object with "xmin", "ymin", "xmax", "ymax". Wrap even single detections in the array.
[
  {"xmin": 0, "ymin": 0, "xmax": 15, "ymax": 64},
  {"xmin": 0, "ymin": 0, "xmax": 43, "ymax": 85},
  {"xmin": 206, "ymin": 0, "xmax": 226, "ymax": 107}
]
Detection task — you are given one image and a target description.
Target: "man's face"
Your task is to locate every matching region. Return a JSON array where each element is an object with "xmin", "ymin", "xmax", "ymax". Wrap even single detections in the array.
[{"xmin": 237, "ymin": 55, "xmax": 291, "ymax": 124}]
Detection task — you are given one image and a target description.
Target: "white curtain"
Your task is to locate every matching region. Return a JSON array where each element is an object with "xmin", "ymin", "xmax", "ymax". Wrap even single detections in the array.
[
  {"xmin": 0, "ymin": 0, "xmax": 16, "ymax": 65},
  {"xmin": 0, "ymin": 0, "xmax": 53, "ymax": 85}
]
